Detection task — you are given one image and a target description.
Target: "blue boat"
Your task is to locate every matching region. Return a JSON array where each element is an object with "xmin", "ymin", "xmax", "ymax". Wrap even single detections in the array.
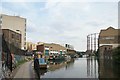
[{"xmin": 38, "ymin": 58, "xmax": 47, "ymax": 69}]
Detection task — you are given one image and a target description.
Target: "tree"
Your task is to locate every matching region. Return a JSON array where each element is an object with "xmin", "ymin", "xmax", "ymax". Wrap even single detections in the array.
[{"xmin": 112, "ymin": 46, "xmax": 120, "ymax": 63}]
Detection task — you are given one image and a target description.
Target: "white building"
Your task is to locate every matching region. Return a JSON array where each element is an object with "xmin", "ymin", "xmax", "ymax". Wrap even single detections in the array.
[
  {"xmin": 0, "ymin": 14, "xmax": 26, "ymax": 50},
  {"xmin": 65, "ymin": 44, "xmax": 74, "ymax": 50},
  {"xmin": 26, "ymin": 42, "xmax": 37, "ymax": 51}
]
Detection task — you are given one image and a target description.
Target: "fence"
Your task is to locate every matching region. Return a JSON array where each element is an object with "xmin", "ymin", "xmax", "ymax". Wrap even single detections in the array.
[{"xmin": 14, "ymin": 54, "xmax": 25, "ymax": 64}]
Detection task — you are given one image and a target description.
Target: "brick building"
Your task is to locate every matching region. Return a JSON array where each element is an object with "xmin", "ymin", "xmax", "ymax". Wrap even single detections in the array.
[
  {"xmin": 98, "ymin": 27, "xmax": 120, "ymax": 59},
  {"xmin": 37, "ymin": 43, "xmax": 67, "ymax": 59},
  {"xmin": 1, "ymin": 14, "xmax": 26, "ymax": 50},
  {"xmin": 2, "ymin": 29, "xmax": 21, "ymax": 49}
]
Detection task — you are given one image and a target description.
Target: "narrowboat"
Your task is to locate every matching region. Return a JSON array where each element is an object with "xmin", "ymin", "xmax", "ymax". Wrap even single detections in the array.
[
  {"xmin": 38, "ymin": 58, "xmax": 47, "ymax": 69},
  {"xmin": 36, "ymin": 51, "xmax": 47, "ymax": 69}
]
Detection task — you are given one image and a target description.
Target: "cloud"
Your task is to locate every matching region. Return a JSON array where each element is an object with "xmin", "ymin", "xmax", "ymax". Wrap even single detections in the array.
[
  {"xmin": 2, "ymin": 1, "xmax": 118, "ymax": 51},
  {"xmin": 30, "ymin": 2, "xmax": 117, "ymax": 50},
  {"xmin": 2, "ymin": 0, "xmax": 120, "ymax": 2}
]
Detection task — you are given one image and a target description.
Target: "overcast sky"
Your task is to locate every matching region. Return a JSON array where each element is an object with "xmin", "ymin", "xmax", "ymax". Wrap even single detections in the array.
[{"xmin": 1, "ymin": 0, "xmax": 119, "ymax": 51}]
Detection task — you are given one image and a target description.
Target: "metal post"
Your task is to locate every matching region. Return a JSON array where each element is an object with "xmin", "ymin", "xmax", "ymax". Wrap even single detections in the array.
[
  {"xmin": 94, "ymin": 33, "xmax": 96, "ymax": 52},
  {"xmin": 87, "ymin": 35, "xmax": 90, "ymax": 51},
  {"xmin": 91, "ymin": 34, "xmax": 93, "ymax": 54},
  {"xmin": 87, "ymin": 35, "xmax": 88, "ymax": 51}
]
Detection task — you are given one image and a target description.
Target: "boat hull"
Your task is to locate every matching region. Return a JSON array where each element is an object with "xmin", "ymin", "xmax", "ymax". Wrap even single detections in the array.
[{"xmin": 39, "ymin": 64, "xmax": 47, "ymax": 69}]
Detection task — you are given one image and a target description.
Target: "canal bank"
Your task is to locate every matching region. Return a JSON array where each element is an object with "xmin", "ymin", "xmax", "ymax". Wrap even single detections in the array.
[{"xmin": 13, "ymin": 61, "xmax": 35, "ymax": 79}]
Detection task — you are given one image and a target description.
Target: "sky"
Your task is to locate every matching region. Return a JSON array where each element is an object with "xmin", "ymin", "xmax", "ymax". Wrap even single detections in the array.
[{"xmin": 1, "ymin": 0, "xmax": 119, "ymax": 51}]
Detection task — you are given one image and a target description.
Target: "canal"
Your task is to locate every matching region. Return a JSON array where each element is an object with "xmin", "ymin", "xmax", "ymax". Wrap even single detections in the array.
[{"xmin": 36, "ymin": 56, "xmax": 120, "ymax": 79}]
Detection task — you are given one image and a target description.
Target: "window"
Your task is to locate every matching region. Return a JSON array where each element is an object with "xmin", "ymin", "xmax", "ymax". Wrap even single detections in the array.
[
  {"xmin": 0, "ymin": 20, "xmax": 2, "ymax": 24},
  {"xmin": 16, "ymin": 35, "xmax": 20, "ymax": 40},
  {"xmin": 45, "ymin": 50, "xmax": 49, "ymax": 55},
  {"xmin": 104, "ymin": 47, "xmax": 107, "ymax": 50},
  {"xmin": 60, "ymin": 51, "xmax": 62, "ymax": 55},
  {"xmin": 65, "ymin": 44, "xmax": 67, "ymax": 47},
  {"xmin": 11, "ymin": 34, "xmax": 14, "ymax": 38},
  {"xmin": 105, "ymin": 37, "xmax": 114, "ymax": 39},
  {"xmin": 101, "ymin": 36, "xmax": 115, "ymax": 40}
]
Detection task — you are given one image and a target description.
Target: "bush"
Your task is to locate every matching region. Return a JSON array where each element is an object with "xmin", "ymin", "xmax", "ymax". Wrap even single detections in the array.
[
  {"xmin": 112, "ymin": 46, "xmax": 120, "ymax": 63},
  {"xmin": 16, "ymin": 59, "xmax": 27, "ymax": 67}
]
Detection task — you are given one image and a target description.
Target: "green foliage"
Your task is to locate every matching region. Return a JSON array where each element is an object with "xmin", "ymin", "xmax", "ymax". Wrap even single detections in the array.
[
  {"xmin": 94, "ymin": 49, "xmax": 99, "ymax": 57},
  {"xmin": 16, "ymin": 59, "xmax": 27, "ymax": 67},
  {"xmin": 112, "ymin": 46, "xmax": 120, "ymax": 63}
]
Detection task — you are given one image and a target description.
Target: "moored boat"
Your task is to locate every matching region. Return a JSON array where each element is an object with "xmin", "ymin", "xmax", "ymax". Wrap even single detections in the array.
[
  {"xmin": 38, "ymin": 58, "xmax": 47, "ymax": 69},
  {"xmin": 35, "ymin": 51, "xmax": 48, "ymax": 69}
]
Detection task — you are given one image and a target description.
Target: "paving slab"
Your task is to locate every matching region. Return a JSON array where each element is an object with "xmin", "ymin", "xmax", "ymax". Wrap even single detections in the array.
[{"xmin": 13, "ymin": 61, "xmax": 35, "ymax": 79}]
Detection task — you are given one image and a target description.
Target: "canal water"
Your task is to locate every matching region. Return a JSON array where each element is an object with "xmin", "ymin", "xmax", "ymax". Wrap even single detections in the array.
[
  {"xmin": 36, "ymin": 56, "xmax": 120, "ymax": 78},
  {"xmin": 38, "ymin": 57, "xmax": 98, "ymax": 78}
]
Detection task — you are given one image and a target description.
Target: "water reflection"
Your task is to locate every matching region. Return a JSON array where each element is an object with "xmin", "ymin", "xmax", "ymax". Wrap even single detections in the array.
[
  {"xmin": 39, "ymin": 69, "xmax": 47, "ymax": 76},
  {"xmin": 65, "ymin": 59, "xmax": 74, "ymax": 70},
  {"xmin": 48, "ymin": 59, "xmax": 75, "ymax": 71},
  {"xmin": 39, "ymin": 57, "xmax": 98, "ymax": 78},
  {"xmin": 35, "ymin": 56, "xmax": 120, "ymax": 79},
  {"xmin": 87, "ymin": 57, "xmax": 98, "ymax": 78},
  {"xmin": 98, "ymin": 59, "xmax": 120, "ymax": 78}
]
